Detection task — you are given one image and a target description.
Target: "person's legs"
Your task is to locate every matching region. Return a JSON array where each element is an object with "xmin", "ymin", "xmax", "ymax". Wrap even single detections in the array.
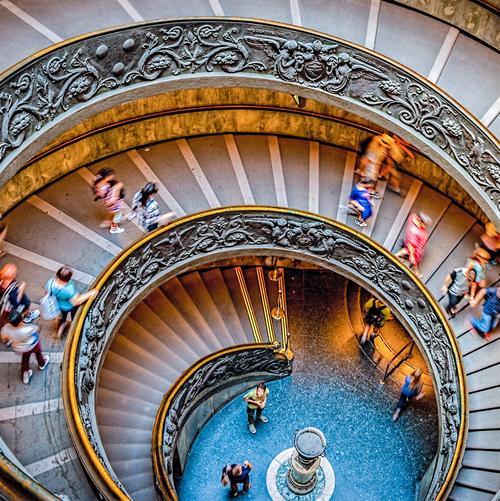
[
  {"xmin": 395, "ymin": 247, "xmax": 409, "ymax": 261},
  {"xmin": 242, "ymin": 480, "xmax": 251, "ymax": 493},
  {"xmin": 471, "ymin": 312, "xmax": 493, "ymax": 338},
  {"xmin": 393, "ymin": 394, "xmax": 408, "ymax": 421},
  {"xmin": 230, "ymin": 481, "xmax": 238, "ymax": 497},
  {"xmin": 31, "ymin": 342, "xmax": 45, "ymax": 367},
  {"xmin": 361, "ymin": 323, "xmax": 373, "ymax": 344},
  {"xmin": 447, "ymin": 293, "xmax": 463, "ymax": 315},
  {"xmin": 21, "ymin": 351, "xmax": 31, "ymax": 374}
]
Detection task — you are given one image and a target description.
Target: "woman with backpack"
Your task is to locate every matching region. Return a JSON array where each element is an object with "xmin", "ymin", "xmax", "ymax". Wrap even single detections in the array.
[
  {"xmin": 45, "ymin": 266, "xmax": 97, "ymax": 337},
  {"xmin": 132, "ymin": 182, "xmax": 176, "ymax": 232}
]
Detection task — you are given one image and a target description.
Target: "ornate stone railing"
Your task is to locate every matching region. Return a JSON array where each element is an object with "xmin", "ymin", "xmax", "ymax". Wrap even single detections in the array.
[
  {"xmin": 152, "ymin": 343, "xmax": 292, "ymax": 499},
  {"xmin": 0, "ymin": 19, "xmax": 498, "ymax": 221},
  {"xmin": 62, "ymin": 207, "xmax": 466, "ymax": 501}
]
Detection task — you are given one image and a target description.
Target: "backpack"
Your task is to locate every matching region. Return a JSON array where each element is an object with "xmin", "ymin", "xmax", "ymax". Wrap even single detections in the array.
[
  {"xmin": 0, "ymin": 282, "xmax": 18, "ymax": 318},
  {"xmin": 40, "ymin": 279, "xmax": 61, "ymax": 320}
]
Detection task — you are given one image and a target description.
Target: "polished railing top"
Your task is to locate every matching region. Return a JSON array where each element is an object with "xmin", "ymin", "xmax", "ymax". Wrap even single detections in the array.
[
  {"xmin": 62, "ymin": 206, "xmax": 466, "ymax": 501},
  {"xmin": 0, "ymin": 18, "xmax": 497, "ymax": 221}
]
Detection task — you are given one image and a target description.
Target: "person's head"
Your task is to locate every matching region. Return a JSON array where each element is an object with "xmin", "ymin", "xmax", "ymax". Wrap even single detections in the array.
[
  {"xmin": 472, "ymin": 247, "xmax": 490, "ymax": 264},
  {"xmin": 0, "ymin": 263, "xmax": 17, "ymax": 281},
  {"xmin": 140, "ymin": 182, "xmax": 158, "ymax": 206},
  {"xmin": 374, "ymin": 299, "xmax": 384, "ymax": 309},
  {"xmin": 465, "ymin": 267, "xmax": 477, "ymax": 282},
  {"xmin": 256, "ymin": 382, "xmax": 267, "ymax": 397},
  {"xmin": 417, "ymin": 213, "xmax": 432, "ymax": 228},
  {"xmin": 94, "ymin": 167, "xmax": 115, "ymax": 185},
  {"xmin": 485, "ymin": 222, "xmax": 498, "ymax": 238},
  {"xmin": 56, "ymin": 266, "xmax": 73, "ymax": 283},
  {"xmin": 359, "ymin": 178, "xmax": 374, "ymax": 189},
  {"xmin": 7, "ymin": 310, "xmax": 23, "ymax": 327}
]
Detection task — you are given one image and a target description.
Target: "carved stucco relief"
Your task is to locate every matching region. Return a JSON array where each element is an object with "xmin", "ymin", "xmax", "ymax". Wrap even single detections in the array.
[
  {"xmin": 0, "ymin": 21, "xmax": 497, "ymax": 213},
  {"xmin": 73, "ymin": 210, "xmax": 464, "ymax": 500}
]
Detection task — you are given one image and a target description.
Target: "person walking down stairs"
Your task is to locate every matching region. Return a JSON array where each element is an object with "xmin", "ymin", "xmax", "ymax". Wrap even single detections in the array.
[
  {"xmin": 470, "ymin": 286, "xmax": 500, "ymax": 341},
  {"xmin": 244, "ymin": 382, "xmax": 269, "ymax": 434},
  {"xmin": 395, "ymin": 213, "xmax": 432, "ymax": 278},
  {"xmin": 0, "ymin": 311, "xmax": 49, "ymax": 384},
  {"xmin": 0, "ymin": 263, "xmax": 40, "ymax": 328},
  {"xmin": 45, "ymin": 266, "xmax": 98, "ymax": 338},
  {"xmin": 92, "ymin": 167, "xmax": 127, "ymax": 234},
  {"xmin": 392, "ymin": 369, "xmax": 424, "ymax": 422},
  {"xmin": 441, "ymin": 267, "xmax": 476, "ymax": 318},
  {"xmin": 131, "ymin": 182, "xmax": 176, "ymax": 232},
  {"xmin": 348, "ymin": 179, "xmax": 374, "ymax": 228},
  {"xmin": 361, "ymin": 297, "xmax": 392, "ymax": 344}
]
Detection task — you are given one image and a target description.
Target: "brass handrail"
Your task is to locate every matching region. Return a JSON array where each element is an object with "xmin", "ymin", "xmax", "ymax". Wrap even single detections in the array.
[
  {"xmin": 0, "ymin": 453, "xmax": 60, "ymax": 501},
  {"xmin": 62, "ymin": 206, "xmax": 467, "ymax": 501},
  {"xmin": 151, "ymin": 342, "xmax": 291, "ymax": 500}
]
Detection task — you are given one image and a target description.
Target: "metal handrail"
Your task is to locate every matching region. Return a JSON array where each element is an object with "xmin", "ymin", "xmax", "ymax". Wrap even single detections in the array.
[{"xmin": 380, "ymin": 339, "xmax": 415, "ymax": 384}]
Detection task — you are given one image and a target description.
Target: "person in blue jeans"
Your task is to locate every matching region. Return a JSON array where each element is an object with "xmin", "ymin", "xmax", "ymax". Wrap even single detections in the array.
[
  {"xmin": 470, "ymin": 287, "xmax": 500, "ymax": 341},
  {"xmin": 392, "ymin": 369, "xmax": 424, "ymax": 421},
  {"xmin": 221, "ymin": 461, "xmax": 252, "ymax": 497}
]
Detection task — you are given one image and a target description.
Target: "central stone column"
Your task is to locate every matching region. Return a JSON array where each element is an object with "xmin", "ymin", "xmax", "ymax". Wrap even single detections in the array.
[{"xmin": 287, "ymin": 427, "xmax": 327, "ymax": 494}]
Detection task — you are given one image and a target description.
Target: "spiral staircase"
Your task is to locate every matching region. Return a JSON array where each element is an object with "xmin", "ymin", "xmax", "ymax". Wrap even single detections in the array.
[{"xmin": 0, "ymin": 1, "xmax": 498, "ymax": 500}]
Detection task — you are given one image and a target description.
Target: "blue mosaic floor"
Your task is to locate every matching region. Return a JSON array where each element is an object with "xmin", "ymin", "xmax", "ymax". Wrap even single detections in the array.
[{"xmin": 177, "ymin": 272, "xmax": 437, "ymax": 500}]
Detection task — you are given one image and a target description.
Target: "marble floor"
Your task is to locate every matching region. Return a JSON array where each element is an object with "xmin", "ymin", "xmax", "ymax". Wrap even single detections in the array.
[{"xmin": 177, "ymin": 271, "xmax": 438, "ymax": 500}]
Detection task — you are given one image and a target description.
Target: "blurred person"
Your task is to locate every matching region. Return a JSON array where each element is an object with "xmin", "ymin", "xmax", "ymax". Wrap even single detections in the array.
[
  {"xmin": 478, "ymin": 222, "xmax": 499, "ymax": 265},
  {"xmin": 221, "ymin": 461, "xmax": 253, "ymax": 497},
  {"xmin": 244, "ymin": 382, "xmax": 269, "ymax": 434},
  {"xmin": 395, "ymin": 213, "xmax": 432, "ymax": 278},
  {"xmin": 470, "ymin": 286, "xmax": 500, "ymax": 341},
  {"xmin": 348, "ymin": 178, "xmax": 374, "ymax": 228},
  {"xmin": 0, "ymin": 263, "xmax": 39, "ymax": 328},
  {"xmin": 358, "ymin": 133, "xmax": 392, "ymax": 183},
  {"xmin": 46, "ymin": 266, "xmax": 98, "ymax": 337},
  {"xmin": 132, "ymin": 182, "xmax": 176, "ymax": 232},
  {"xmin": 92, "ymin": 167, "xmax": 126, "ymax": 234},
  {"xmin": 392, "ymin": 369, "xmax": 424, "ymax": 422},
  {"xmin": 361, "ymin": 297, "xmax": 392, "ymax": 344},
  {"xmin": 0, "ymin": 311, "xmax": 49, "ymax": 384},
  {"xmin": 380, "ymin": 135, "xmax": 414, "ymax": 196},
  {"xmin": 467, "ymin": 248, "xmax": 490, "ymax": 302},
  {"xmin": 441, "ymin": 267, "xmax": 476, "ymax": 318}
]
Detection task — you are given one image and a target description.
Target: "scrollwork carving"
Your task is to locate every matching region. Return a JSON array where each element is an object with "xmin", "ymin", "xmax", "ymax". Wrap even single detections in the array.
[
  {"xmin": 0, "ymin": 20, "xmax": 497, "ymax": 211},
  {"xmin": 160, "ymin": 347, "xmax": 292, "ymax": 477},
  {"xmin": 71, "ymin": 209, "xmax": 463, "ymax": 501}
]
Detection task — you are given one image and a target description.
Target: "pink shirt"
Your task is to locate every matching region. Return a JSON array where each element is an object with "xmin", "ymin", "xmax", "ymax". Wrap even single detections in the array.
[{"xmin": 405, "ymin": 214, "xmax": 428, "ymax": 263}]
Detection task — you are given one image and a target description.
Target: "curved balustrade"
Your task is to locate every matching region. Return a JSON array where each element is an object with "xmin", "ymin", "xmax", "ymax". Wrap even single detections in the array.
[
  {"xmin": 152, "ymin": 343, "xmax": 292, "ymax": 499},
  {"xmin": 0, "ymin": 19, "xmax": 498, "ymax": 220},
  {"xmin": 0, "ymin": 445, "xmax": 59, "ymax": 501},
  {"xmin": 62, "ymin": 206, "xmax": 466, "ymax": 501}
]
